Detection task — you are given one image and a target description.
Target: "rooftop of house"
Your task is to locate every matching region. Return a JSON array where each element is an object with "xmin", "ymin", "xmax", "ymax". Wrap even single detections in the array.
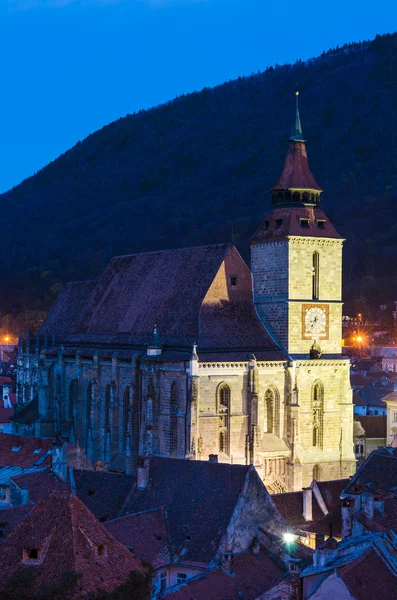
[
  {"xmin": 344, "ymin": 448, "xmax": 397, "ymax": 495},
  {"xmin": 105, "ymin": 507, "xmax": 170, "ymax": 568},
  {"xmin": 355, "ymin": 415, "xmax": 387, "ymax": 439},
  {"xmin": 163, "ymin": 545, "xmax": 285, "ymax": 600},
  {"xmin": 121, "ymin": 457, "xmax": 258, "ymax": 565},
  {"xmin": 0, "ymin": 491, "xmax": 148, "ymax": 596},
  {"xmin": 38, "ymin": 244, "xmax": 284, "ymax": 356},
  {"xmin": 11, "ymin": 467, "xmax": 135, "ymax": 522},
  {"xmin": 9, "ymin": 396, "xmax": 39, "ymax": 425},
  {"xmin": 0, "ymin": 504, "xmax": 34, "ymax": 541},
  {"xmin": 350, "ymin": 373, "xmax": 369, "ymax": 388},
  {"xmin": 338, "ymin": 546, "xmax": 397, "ymax": 600},
  {"xmin": 0, "ymin": 433, "xmax": 52, "ymax": 468}
]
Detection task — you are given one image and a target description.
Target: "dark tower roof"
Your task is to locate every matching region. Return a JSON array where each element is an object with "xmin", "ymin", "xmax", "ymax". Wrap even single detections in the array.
[{"xmin": 271, "ymin": 93, "xmax": 322, "ymax": 202}]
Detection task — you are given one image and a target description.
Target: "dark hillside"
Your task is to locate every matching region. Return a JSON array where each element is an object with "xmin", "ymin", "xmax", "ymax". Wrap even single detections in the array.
[{"xmin": 1, "ymin": 32, "xmax": 397, "ymax": 332}]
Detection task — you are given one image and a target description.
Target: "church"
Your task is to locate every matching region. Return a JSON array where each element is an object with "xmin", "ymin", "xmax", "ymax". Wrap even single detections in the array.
[{"xmin": 13, "ymin": 96, "xmax": 356, "ymax": 492}]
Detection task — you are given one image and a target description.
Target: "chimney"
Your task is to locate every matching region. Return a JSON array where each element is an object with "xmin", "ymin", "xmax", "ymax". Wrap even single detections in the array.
[
  {"xmin": 209, "ymin": 454, "xmax": 218, "ymax": 464},
  {"xmin": 288, "ymin": 558, "xmax": 302, "ymax": 600},
  {"xmin": 52, "ymin": 439, "xmax": 68, "ymax": 482},
  {"xmin": 302, "ymin": 487, "xmax": 312, "ymax": 521},
  {"xmin": 137, "ymin": 456, "xmax": 150, "ymax": 490},
  {"xmin": 361, "ymin": 490, "xmax": 374, "ymax": 520},
  {"xmin": 221, "ymin": 552, "xmax": 234, "ymax": 574}
]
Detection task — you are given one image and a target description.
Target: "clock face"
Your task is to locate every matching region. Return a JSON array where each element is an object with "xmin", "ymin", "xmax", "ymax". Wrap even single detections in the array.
[{"xmin": 302, "ymin": 304, "xmax": 329, "ymax": 339}]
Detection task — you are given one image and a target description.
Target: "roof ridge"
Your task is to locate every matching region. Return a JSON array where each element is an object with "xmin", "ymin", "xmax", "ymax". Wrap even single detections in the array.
[{"xmin": 111, "ymin": 242, "xmax": 233, "ymax": 260}]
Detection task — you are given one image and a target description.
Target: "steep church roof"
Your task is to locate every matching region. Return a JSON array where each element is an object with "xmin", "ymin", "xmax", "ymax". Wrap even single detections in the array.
[{"xmin": 40, "ymin": 244, "xmax": 282, "ymax": 355}]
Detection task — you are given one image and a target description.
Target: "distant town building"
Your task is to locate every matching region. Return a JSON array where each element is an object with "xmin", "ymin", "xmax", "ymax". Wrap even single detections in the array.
[{"xmin": 12, "ymin": 98, "xmax": 355, "ymax": 492}]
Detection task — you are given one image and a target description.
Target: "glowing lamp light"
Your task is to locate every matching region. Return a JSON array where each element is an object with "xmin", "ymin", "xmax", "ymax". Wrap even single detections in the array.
[
  {"xmin": 283, "ymin": 532, "xmax": 297, "ymax": 545},
  {"xmin": 356, "ymin": 336, "xmax": 363, "ymax": 343},
  {"xmin": 4, "ymin": 336, "xmax": 9, "ymax": 343}
]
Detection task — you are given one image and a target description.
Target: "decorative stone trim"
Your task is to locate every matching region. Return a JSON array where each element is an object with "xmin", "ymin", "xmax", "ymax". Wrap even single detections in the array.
[{"xmin": 288, "ymin": 237, "xmax": 344, "ymax": 247}]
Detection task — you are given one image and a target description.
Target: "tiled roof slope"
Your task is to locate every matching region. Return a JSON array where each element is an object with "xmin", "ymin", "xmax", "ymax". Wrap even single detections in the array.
[
  {"xmin": 355, "ymin": 415, "xmax": 387, "ymax": 439},
  {"xmin": 105, "ymin": 508, "xmax": 169, "ymax": 568},
  {"xmin": 0, "ymin": 433, "xmax": 52, "ymax": 467},
  {"xmin": 271, "ymin": 491, "xmax": 324, "ymax": 528},
  {"xmin": 0, "ymin": 491, "xmax": 147, "ymax": 595},
  {"xmin": 271, "ymin": 141, "xmax": 322, "ymax": 192},
  {"xmin": 9, "ymin": 396, "xmax": 39, "ymax": 424},
  {"xmin": 122, "ymin": 457, "xmax": 252, "ymax": 564},
  {"xmin": 39, "ymin": 244, "xmax": 281, "ymax": 353},
  {"xmin": 251, "ymin": 206, "xmax": 342, "ymax": 243},
  {"xmin": 339, "ymin": 548, "xmax": 397, "ymax": 600},
  {"xmin": 11, "ymin": 467, "xmax": 135, "ymax": 522},
  {"xmin": 39, "ymin": 280, "xmax": 97, "ymax": 336},
  {"xmin": 163, "ymin": 547, "xmax": 284, "ymax": 600},
  {"xmin": 0, "ymin": 504, "xmax": 34, "ymax": 541},
  {"xmin": 344, "ymin": 448, "xmax": 397, "ymax": 495}
]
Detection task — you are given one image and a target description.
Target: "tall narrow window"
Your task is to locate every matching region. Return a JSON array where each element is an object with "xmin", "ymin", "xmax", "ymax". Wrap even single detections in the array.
[
  {"xmin": 170, "ymin": 382, "xmax": 178, "ymax": 454},
  {"xmin": 312, "ymin": 381, "xmax": 324, "ymax": 450},
  {"xmin": 264, "ymin": 389, "xmax": 274, "ymax": 434},
  {"xmin": 312, "ymin": 252, "xmax": 319, "ymax": 300},
  {"xmin": 105, "ymin": 385, "xmax": 111, "ymax": 435},
  {"xmin": 218, "ymin": 385, "xmax": 230, "ymax": 456},
  {"xmin": 313, "ymin": 464, "xmax": 320, "ymax": 481},
  {"xmin": 122, "ymin": 387, "xmax": 130, "ymax": 450},
  {"xmin": 86, "ymin": 383, "xmax": 92, "ymax": 451},
  {"xmin": 68, "ymin": 380, "xmax": 77, "ymax": 421}
]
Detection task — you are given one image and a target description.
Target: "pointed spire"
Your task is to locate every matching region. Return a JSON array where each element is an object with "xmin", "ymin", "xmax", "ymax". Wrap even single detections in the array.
[{"xmin": 290, "ymin": 91, "xmax": 305, "ymax": 142}]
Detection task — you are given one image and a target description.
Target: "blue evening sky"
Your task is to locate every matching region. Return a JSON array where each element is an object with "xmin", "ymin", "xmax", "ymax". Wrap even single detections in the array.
[{"xmin": 0, "ymin": 0, "xmax": 395, "ymax": 192}]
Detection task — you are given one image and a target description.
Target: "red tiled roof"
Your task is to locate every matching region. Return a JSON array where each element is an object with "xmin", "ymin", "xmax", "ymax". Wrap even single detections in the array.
[
  {"xmin": 0, "ymin": 491, "xmax": 147, "ymax": 595},
  {"xmin": 11, "ymin": 467, "xmax": 135, "ymax": 522},
  {"xmin": 0, "ymin": 504, "xmax": 34, "ymax": 541},
  {"xmin": 344, "ymin": 448, "xmax": 397, "ymax": 495},
  {"xmin": 271, "ymin": 141, "xmax": 322, "ymax": 192},
  {"xmin": 105, "ymin": 508, "xmax": 169, "ymax": 567},
  {"xmin": 251, "ymin": 206, "xmax": 342, "ymax": 244},
  {"xmin": 339, "ymin": 548, "xmax": 397, "ymax": 600},
  {"xmin": 271, "ymin": 491, "xmax": 324, "ymax": 528},
  {"xmin": 351, "ymin": 373, "xmax": 369, "ymax": 388},
  {"xmin": 0, "ymin": 434, "xmax": 52, "ymax": 467},
  {"xmin": 0, "ymin": 407, "xmax": 13, "ymax": 424},
  {"xmin": 0, "ymin": 377, "xmax": 13, "ymax": 384},
  {"xmin": 316, "ymin": 479, "xmax": 349, "ymax": 510},
  {"xmin": 40, "ymin": 244, "xmax": 280, "ymax": 353},
  {"xmin": 163, "ymin": 547, "xmax": 285, "ymax": 600},
  {"xmin": 122, "ymin": 458, "xmax": 255, "ymax": 565},
  {"xmin": 39, "ymin": 280, "xmax": 97, "ymax": 337},
  {"xmin": 355, "ymin": 416, "xmax": 387, "ymax": 439}
]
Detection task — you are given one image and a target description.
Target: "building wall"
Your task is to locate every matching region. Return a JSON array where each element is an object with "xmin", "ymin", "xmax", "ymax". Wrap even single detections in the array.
[{"xmin": 305, "ymin": 571, "xmax": 355, "ymax": 600}]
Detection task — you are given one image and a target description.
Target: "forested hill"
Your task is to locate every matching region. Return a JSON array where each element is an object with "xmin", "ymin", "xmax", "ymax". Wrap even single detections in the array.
[{"xmin": 1, "ymin": 32, "xmax": 397, "ymax": 332}]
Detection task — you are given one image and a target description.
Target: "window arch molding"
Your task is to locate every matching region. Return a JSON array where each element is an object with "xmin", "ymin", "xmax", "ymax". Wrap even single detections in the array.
[
  {"xmin": 217, "ymin": 383, "xmax": 231, "ymax": 456},
  {"xmin": 264, "ymin": 386, "xmax": 280, "ymax": 436},
  {"xmin": 311, "ymin": 380, "xmax": 324, "ymax": 450}
]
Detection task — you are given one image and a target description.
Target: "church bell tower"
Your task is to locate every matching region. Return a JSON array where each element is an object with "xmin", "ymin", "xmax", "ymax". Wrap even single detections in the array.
[{"xmin": 251, "ymin": 93, "xmax": 344, "ymax": 358}]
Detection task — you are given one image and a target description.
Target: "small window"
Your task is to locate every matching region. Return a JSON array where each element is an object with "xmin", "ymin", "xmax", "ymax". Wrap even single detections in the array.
[
  {"xmin": 317, "ymin": 220, "xmax": 326, "ymax": 229},
  {"xmin": 177, "ymin": 573, "xmax": 187, "ymax": 584},
  {"xmin": 96, "ymin": 544, "xmax": 107, "ymax": 559},
  {"xmin": 300, "ymin": 218, "xmax": 310, "ymax": 228},
  {"xmin": 0, "ymin": 486, "xmax": 7, "ymax": 501},
  {"xmin": 23, "ymin": 547, "xmax": 42, "ymax": 563},
  {"xmin": 264, "ymin": 220, "xmax": 270, "ymax": 230},
  {"xmin": 160, "ymin": 572, "xmax": 167, "ymax": 592},
  {"xmin": 186, "ymin": 534, "xmax": 191, "ymax": 542},
  {"xmin": 230, "ymin": 276, "xmax": 237, "ymax": 287},
  {"xmin": 275, "ymin": 219, "xmax": 283, "ymax": 229}
]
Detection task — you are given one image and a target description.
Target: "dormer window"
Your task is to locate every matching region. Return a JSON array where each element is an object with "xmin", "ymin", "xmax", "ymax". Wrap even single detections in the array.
[
  {"xmin": 317, "ymin": 220, "xmax": 326, "ymax": 229},
  {"xmin": 264, "ymin": 220, "xmax": 270, "ymax": 230},
  {"xmin": 275, "ymin": 219, "xmax": 283, "ymax": 229},
  {"xmin": 95, "ymin": 544, "xmax": 107, "ymax": 559},
  {"xmin": 300, "ymin": 218, "xmax": 310, "ymax": 228},
  {"xmin": 230, "ymin": 276, "xmax": 237, "ymax": 287},
  {"xmin": 23, "ymin": 547, "xmax": 43, "ymax": 563}
]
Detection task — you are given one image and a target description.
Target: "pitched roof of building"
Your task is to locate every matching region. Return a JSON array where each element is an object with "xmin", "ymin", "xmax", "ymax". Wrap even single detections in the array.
[
  {"xmin": 344, "ymin": 448, "xmax": 397, "ymax": 495},
  {"xmin": 0, "ymin": 434, "xmax": 52, "ymax": 467},
  {"xmin": 0, "ymin": 504, "xmax": 34, "ymax": 541},
  {"xmin": 355, "ymin": 416, "xmax": 387, "ymax": 439},
  {"xmin": 105, "ymin": 508, "xmax": 169, "ymax": 568},
  {"xmin": 0, "ymin": 491, "xmax": 147, "ymax": 595},
  {"xmin": 0, "ymin": 407, "xmax": 13, "ymax": 424},
  {"xmin": 357, "ymin": 384, "xmax": 392, "ymax": 405},
  {"xmin": 250, "ymin": 206, "xmax": 342, "ymax": 244},
  {"xmin": 351, "ymin": 373, "xmax": 369, "ymax": 388},
  {"xmin": 122, "ymin": 457, "xmax": 253, "ymax": 565},
  {"xmin": 39, "ymin": 245, "xmax": 281, "ymax": 354},
  {"xmin": 339, "ymin": 547, "xmax": 397, "ymax": 599},
  {"xmin": 163, "ymin": 547, "xmax": 285, "ymax": 600},
  {"xmin": 271, "ymin": 491, "xmax": 324, "ymax": 528},
  {"xmin": 11, "ymin": 467, "xmax": 135, "ymax": 522},
  {"xmin": 9, "ymin": 396, "xmax": 39, "ymax": 424},
  {"xmin": 39, "ymin": 280, "xmax": 97, "ymax": 337}
]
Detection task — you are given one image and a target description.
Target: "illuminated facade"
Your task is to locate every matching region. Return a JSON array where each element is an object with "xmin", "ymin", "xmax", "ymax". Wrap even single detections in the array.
[{"xmin": 13, "ymin": 97, "xmax": 356, "ymax": 491}]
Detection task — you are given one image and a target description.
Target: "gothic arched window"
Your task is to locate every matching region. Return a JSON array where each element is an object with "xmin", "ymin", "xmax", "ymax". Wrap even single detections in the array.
[
  {"xmin": 105, "ymin": 385, "xmax": 111, "ymax": 434},
  {"xmin": 170, "ymin": 382, "xmax": 178, "ymax": 455},
  {"xmin": 122, "ymin": 387, "xmax": 130, "ymax": 450},
  {"xmin": 86, "ymin": 383, "xmax": 92, "ymax": 451},
  {"xmin": 312, "ymin": 252, "xmax": 320, "ymax": 300},
  {"xmin": 312, "ymin": 381, "xmax": 324, "ymax": 449},
  {"xmin": 313, "ymin": 464, "xmax": 321, "ymax": 481},
  {"xmin": 264, "ymin": 387, "xmax": 280, "ymax": 436},
  {"xmin": 68, "ymin": 380, "xmax": 77, "ymax": 421},
  {"xmin": 218, "ymin": 384, "xmax": 230, "ymax": 456}
]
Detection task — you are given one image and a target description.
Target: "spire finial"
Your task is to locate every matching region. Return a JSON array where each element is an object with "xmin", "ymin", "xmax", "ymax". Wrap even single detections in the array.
[{"xmin": 290, "ymin": 91, "xmax": 305, "ymax": 142}]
